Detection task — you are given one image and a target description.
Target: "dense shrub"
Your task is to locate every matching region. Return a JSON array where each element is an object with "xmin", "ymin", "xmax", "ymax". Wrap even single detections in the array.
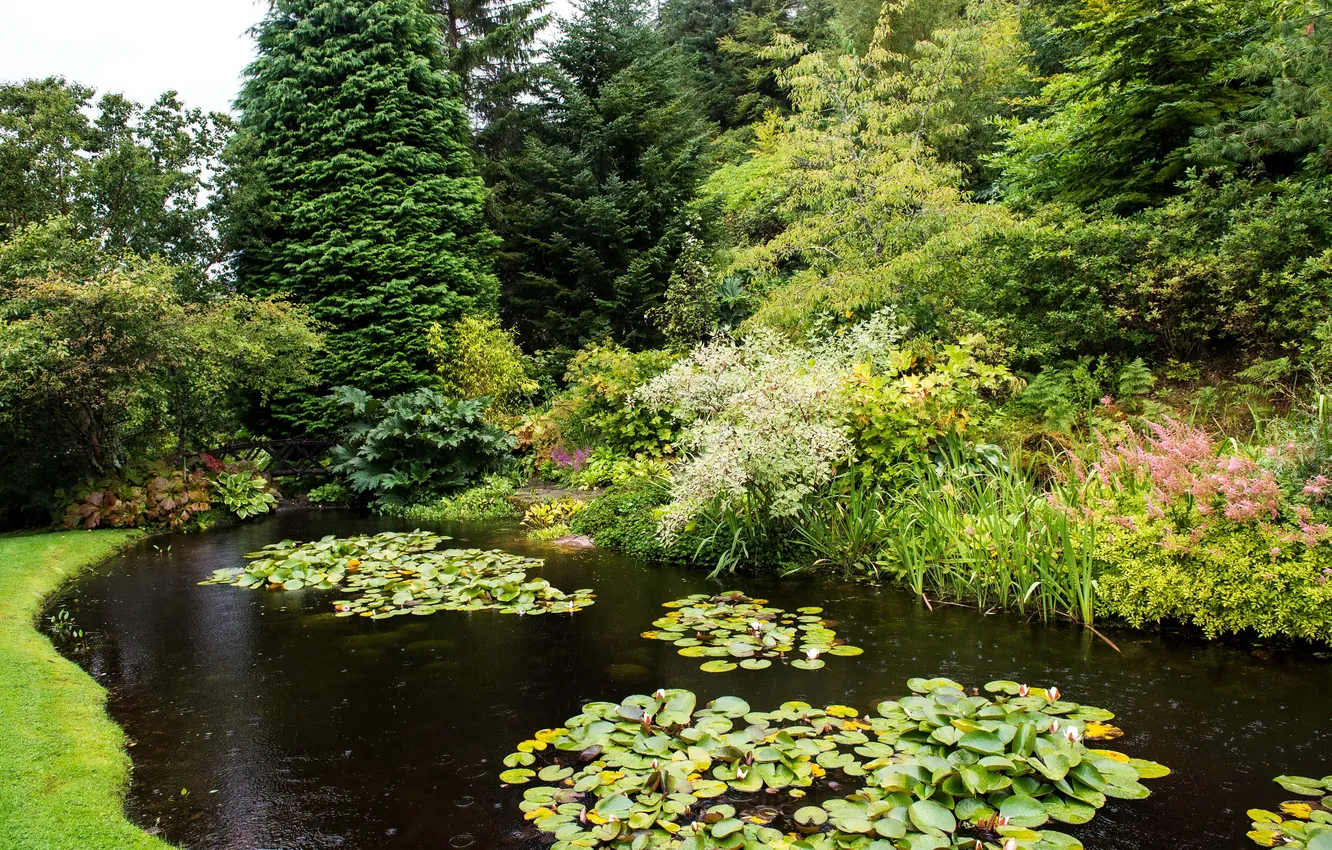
[
  {"xmin": 570, "ymin": 480, "xmax": 676, "ymax": 562},
  {"xmin": 841, "ymin": 338, "xmax": 1014, "ymax": 481},
  {"xmin": 1096, "ymin": 523, "xmax": 1332, "ymax": 643},
  {"xmin": 429, "ymin": 314, "xmax": 537, "ymax": 413},
  {"xmin": 0, "ymin": 259, "xmax": 319, "ymax": 518},
  {"xmin": 541, "ymin": 345, "xmax": 680, "ymax": 458},
  {"xmin": 306, "ymin": 481, "xmax": 356, "ymax": 506},
  {"xmin": 329, "ymin": 387, "xmax": 515, "ymax": 509},
  {"xmin": 637, "ymin": 328, "xmax": 853, "ymax": 546},
  {"xmin": 388, "ymin": 474, "xmax": 521, "ymax": 522}
]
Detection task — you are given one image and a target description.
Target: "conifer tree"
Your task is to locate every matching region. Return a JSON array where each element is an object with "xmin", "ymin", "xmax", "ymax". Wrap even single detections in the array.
[
  {"xmin": 230, "ymin": 0, "xmax": 497, "ymax": 430},
  {"xmin": 432, "ymin": 0, "xmax": 549, "ymax": 156},
  {"xmin": 489, "ymin": 0, "xmax": 711, "ymax": 350}
]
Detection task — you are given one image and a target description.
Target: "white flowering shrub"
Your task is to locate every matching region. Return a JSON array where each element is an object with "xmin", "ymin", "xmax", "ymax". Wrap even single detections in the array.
[{"xmin": 635, "ymin": 328, "xmax": 855, "ymax": 543}]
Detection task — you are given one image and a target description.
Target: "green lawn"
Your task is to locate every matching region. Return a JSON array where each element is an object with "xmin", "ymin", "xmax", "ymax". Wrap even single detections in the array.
[{"xmin": 0, "ymin": 530, "xmax": 174, "ymax": 850}]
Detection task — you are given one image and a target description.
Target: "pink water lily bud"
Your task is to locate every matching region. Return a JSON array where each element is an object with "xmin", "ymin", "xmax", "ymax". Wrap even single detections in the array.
[
  {"xmin": 1050, "ymin": 720, "xmax": 1060, "ymax": 733},
  {"xmin": 654, "ymin": 688, "xmax": 667, "ymax": 699},
  {"xmin": 806, "ymin": 647, "xmax": 820, "ymax": 660},
  {"xmin": 1018, "ymin": 684, "xmax": 1029, "ymax": 697},
  {"xmin": 1064, "ymin": 727, "xmax": 1081, "ymax": 743},
  {"xmin": 1048, "ymin": 686, "xmax": 1061, "ymax": 701},
  {"xmin": 1003, "ymin": 838, "xmax": 1017, "ymax": 850},
  {"xmin": 995, "ymin": 816, "xmax": 1009, "ymax": 827}
]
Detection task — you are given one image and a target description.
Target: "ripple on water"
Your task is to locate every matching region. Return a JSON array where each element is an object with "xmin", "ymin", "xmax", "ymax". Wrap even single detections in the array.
[{"xmin": 57, "ymin": 509, "xmax": 1332, "ymax": 850}]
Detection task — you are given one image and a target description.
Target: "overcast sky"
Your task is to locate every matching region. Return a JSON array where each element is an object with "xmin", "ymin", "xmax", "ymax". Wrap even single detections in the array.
[{"xmin": 0, "ymin": 0, "xmax": 572, "ymax": 116}]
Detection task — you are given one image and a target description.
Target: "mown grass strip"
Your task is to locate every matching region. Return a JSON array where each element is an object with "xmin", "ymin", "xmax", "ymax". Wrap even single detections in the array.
[{"xmin": 0, "ymin": 530, "xmax": 174, "ymax": 850}]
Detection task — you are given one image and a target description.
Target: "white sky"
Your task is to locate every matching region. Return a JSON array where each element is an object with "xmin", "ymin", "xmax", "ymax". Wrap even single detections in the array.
[
  {"xmin": 0, "ymin": 0, "xmax": 574, "ymax": 116},
  {"xmin": 0, "ymin": 0, "xmax": 267, "ymax": 114}
]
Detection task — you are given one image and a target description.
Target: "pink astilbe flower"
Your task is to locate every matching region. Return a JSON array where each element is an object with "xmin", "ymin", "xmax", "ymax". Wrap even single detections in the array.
[
  {"xmin": 1087, "ymin": 418, "xmax": 1286, "ymax": 542},
  {"xmin": 1305, "ymin": 474, "xmax": 1330, "ymax": 501},
  {"xmin": 551, "ymin": 445, "xmax": 592, "ymax": 471}
]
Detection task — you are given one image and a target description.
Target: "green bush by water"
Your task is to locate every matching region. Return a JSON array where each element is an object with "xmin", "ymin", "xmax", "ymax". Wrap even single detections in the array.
[
  {"xmin": 570, "ymin": 480, "xmax": 667, "ymax": 560},
  {"xmin": 1095, "ymin": 523, "xmax": 1332, "ymax": 642},
  {"xmin": 390, "ymin": 475, "xmax": 522, "ymax": 522}
]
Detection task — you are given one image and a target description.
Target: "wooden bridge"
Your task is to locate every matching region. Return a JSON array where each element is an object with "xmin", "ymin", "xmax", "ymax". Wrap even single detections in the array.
[{"xmin": 197, "ymin": 438, "xmax": 336, "ymax": 479}]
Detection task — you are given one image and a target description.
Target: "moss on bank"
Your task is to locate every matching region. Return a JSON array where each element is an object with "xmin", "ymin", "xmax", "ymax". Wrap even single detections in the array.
[{"xmin": 0, "ymin": 530, "xmax": 174, "ymax": 850}]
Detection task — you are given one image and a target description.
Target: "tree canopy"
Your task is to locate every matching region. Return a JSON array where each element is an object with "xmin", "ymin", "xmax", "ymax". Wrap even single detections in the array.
[{"xmin": 228, "ymin": 0, "xmax": 498, "ymax": 431}]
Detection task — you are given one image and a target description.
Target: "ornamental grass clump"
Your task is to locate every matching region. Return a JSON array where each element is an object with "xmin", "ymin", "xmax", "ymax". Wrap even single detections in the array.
[{"xmin": 501, "ymin": 677, "xmax": 1168, "ymax": 850}]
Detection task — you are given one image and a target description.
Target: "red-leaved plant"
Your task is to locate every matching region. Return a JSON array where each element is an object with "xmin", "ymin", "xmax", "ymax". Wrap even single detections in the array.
[{"xmin": 61, "ymin": 461, "xmax": 212, "ymax": 530}]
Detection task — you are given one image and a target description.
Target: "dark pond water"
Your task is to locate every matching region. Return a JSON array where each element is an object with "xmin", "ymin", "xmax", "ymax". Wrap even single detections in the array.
[{"xmin": 52, "ymin": 509, "xmax": 1332, "ymax": 850}]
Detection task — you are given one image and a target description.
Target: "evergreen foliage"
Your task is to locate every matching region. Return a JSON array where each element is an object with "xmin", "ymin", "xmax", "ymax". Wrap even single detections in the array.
[
  {"xmin": 994, "ymin": 0, "xmax": 1262, "ymax": 208},
  {"xmin": 488, "ymin": 0, "xmax": 712, "ymax": 350},
  {"xmin": 431, "ymin": 0, "xmax": 550, "ymax": 158},
  {"xmin": 229, "ymin": 0, "xmax": 498, "ymax": 431}
]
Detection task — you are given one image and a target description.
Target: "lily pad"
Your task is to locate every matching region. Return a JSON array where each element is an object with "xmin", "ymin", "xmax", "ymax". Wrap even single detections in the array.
[
  {"xmin": 700, "ymin": 660, "xmax": 739, "ymax": 673},
  {"xmin": 501, "ymin": 679, "xmax": 1166, "ymax": 850},
  {"xmin": 201, "ymin": 530, "xmax": 594, "ymax": 619},
  {"xmin": 648, "ymin": 592, "xmax": 858, "ymax": 673}
]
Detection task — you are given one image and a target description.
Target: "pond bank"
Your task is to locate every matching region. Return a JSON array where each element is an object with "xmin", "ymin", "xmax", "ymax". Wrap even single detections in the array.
[{"xmin": 0, "ymin": 530, "xmax": 173, "ymax": 850}]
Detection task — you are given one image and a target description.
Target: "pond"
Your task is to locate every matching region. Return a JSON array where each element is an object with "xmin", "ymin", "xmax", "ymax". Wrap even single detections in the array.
[{"xmin": 54, "ymin": 509, "xmax": 1332, "ymax": 850}]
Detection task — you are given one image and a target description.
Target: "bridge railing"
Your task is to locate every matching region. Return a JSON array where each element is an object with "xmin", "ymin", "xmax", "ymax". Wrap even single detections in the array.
[{"xmin": 195, "ymin": 438, "xmax": 336, "ymax": 479}]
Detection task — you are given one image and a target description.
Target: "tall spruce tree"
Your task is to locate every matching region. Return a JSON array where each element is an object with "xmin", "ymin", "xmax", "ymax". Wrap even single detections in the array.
[
  {"xmin": 230, "ymin": 0, "xmax": 497, "ymax": 431},
  {"xmin": 431, "ymin": 0, "xmax": 549, "ymax": 157},
  {"xmin": 489, "ymin": 0, "xmax": 712, "ymax": 350}
]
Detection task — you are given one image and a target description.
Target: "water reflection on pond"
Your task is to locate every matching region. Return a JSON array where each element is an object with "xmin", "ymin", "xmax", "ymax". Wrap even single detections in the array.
[{"xmin": 58, "ymin": 509, "xmax": 1332, "ymax": 849}]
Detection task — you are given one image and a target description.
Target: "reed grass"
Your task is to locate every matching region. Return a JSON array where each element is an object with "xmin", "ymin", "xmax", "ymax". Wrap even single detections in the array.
[{"xmin": 795, "ymin": 444, "xmax": 1100, "ymax": 624}]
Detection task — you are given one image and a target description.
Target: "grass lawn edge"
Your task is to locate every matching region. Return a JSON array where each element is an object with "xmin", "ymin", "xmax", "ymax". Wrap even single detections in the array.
[{"xmin": 0, "ymin": 529, "xmax": 177, "ymax": 850}]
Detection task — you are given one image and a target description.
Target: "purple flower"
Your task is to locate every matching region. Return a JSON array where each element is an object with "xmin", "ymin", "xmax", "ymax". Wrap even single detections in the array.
[{"xmin": 551, "ymin": 445, "xmax": 593, "ymax": 471}]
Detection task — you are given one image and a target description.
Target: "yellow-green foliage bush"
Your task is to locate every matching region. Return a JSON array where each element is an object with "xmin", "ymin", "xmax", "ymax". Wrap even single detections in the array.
[
  {"xmin": 543, "ymin": 345, "xmax": 679, "ymax": 458},
  {"xmin": 389, "ymin": 475, "xmax": 521, "ymax": 522},
  {"xmin": 1096, "ymin": 523, "xmax": 1332, "ymax": 643},
  {"xmin": 841, "ymin": 338, "xmax": 1014, "ymax": 480},
  {"xmin": 429, "ymin": 314, "xmax": 537, "ymax": 413},
  {"xmin": 522, "ymin": 498, "xmax": 586, "ymax": 531}
]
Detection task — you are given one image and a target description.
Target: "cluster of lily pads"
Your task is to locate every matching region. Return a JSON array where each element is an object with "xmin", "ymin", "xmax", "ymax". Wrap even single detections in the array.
[
  {"xmin": 1248, "ymin": 774, "xmax": 1332, "ymax": 849},
  {"xmin": 641, "ymin": 592, "xmax": 863, "ymax": 673},
  {"xmin": 200, "ymin": 530, "xmax": 595, "ymax": 618},
  {"xmin": 500, "ymin": 677, "xmax": 1169, "ymax": 850}
]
